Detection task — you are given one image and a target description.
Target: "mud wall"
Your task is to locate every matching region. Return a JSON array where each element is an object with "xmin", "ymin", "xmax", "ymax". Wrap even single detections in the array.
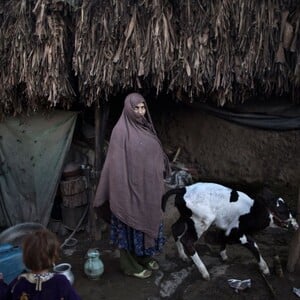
[{"xmin": 153, "ymin": 103, "xmax": 300, "ymax": 204}]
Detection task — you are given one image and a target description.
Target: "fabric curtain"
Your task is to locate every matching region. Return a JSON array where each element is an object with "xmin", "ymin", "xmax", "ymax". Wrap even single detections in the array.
[{"xmin": 0, "ymin": 110, "xmax": 77, "ymax": 227}]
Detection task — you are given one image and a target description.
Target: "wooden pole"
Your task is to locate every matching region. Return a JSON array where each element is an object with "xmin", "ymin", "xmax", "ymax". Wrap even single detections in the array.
[
  {"xmin": 95, "ymin": 100, "xmax": 109, "ymax": 173},
  {"xmin": 88, "ymin": 104, "xmax": 101, "ymax": 240},
  {"xmin": 95, "ymin": 104, "xmax": 101, "ymax": 174},
  {"xmin": 99, "ymin": 102, "xmax": 107, "ymax": 170},
  {"xmin": 89, "ymin": 100, "xmax": 110, "ymax": 241},
  {"xmin": 287, "ymin": 186, "xmax": 300, "ymax": 273}
]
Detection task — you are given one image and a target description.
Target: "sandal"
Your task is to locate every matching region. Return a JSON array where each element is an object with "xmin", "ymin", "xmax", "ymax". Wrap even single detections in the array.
[
  {"xmin": 126, "ymin": 269, "xmax": 152, "ymax": 279},
  {"xmin": 147, "ymin": 260, "xmax": 159, "ymax": 271}
]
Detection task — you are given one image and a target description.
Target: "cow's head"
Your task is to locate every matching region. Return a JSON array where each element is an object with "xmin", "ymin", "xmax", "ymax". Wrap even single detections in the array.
[{"xmin": 257, "ymin": 187, "xmax": 299, "ymax": 231}]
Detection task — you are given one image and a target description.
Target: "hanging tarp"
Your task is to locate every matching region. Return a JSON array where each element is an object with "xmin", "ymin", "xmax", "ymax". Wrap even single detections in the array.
[
  {"xmin": 192, "ymin": 102, "xmax": 300, "ymax": 131},
  {"xmin": 0, "ymin": 110, "xmax": 77, "ymax": 227}
]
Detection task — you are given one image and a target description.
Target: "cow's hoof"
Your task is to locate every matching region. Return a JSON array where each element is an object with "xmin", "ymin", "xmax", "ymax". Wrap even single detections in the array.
[
  {"xmin": 180, "ymin": 255, "xmax": 189, "ymax": 262},
  {"xmin": 220, "ymin": 250, "xmax": 228, "ymax": 261},
  {"xmin": 259, "ymin": 261, "xmax": 270, "ymax": 275},
  {"xmin": 202, "ymin": 272, "xmax": 210, "ymax": 281},
  {"xmin": 262, "ymin": 268, "xmax": 270, "ymax": 275},
  {"xmin": 260, "ymin": 266, "xmax": 270, "ymax": 275}
]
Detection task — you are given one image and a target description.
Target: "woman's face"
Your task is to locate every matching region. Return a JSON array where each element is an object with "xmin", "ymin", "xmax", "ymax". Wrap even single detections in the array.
[{"xmin": 133, "ymin": 102, "xmax": 146, "ymax": 117}]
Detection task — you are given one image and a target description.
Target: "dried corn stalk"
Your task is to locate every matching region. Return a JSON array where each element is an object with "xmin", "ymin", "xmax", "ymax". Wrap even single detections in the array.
[
  {"xmin": 73, "ymin": 0, "xmax": 176, "ymax": 103},
  {"xmin": 1, "ymin": 0, "xmax": 300, "ymax": 119},
  {"xmin": 0, "ymin": 0, "xmax": 76, "ymax": 118}
]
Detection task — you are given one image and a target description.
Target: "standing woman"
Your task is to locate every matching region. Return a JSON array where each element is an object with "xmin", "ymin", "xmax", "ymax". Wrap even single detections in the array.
[{"xmin": 94, "ymin": 92, "xmax": 170, "ymax": 279}]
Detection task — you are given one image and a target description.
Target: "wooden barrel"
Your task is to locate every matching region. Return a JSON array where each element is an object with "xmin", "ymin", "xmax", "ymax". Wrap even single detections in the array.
[{"xmin": 60, "ymin": 176, "xmax": 88, "ymax": 208}]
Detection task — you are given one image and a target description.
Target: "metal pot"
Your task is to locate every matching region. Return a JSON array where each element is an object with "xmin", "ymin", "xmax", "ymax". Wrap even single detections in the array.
[
  {"xmin": 84, "ymin": 249, "xmax": 104, "ymax": 280},
  {"xmin": 53, "ymin": 263, "xmax": 74, "ymax": 285}
]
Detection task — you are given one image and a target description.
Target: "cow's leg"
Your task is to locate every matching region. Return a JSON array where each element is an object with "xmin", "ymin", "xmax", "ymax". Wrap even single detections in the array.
[
  {"xmin": 240, "ymin": 234, "xmax": 270, "ymax": 275},
  {"xmin": 218, "ymin": 231, "xmax": 228, "ymax": 261},
  {"xmin": 171, "ymin": 219, "xmax": 189, "ymax": 261},
  {"xmin": 180, "ymin": 219, "xmax": 210, "ymax": 280}
]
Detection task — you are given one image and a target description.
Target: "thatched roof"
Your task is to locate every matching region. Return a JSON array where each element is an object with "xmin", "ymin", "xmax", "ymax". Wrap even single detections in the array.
[{"xmin": 0, "ymin": 0, "xmax": 300, "ymax": 118}]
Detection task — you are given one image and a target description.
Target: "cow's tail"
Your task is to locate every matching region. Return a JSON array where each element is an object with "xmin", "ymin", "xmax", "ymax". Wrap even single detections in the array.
[{"xmin": 161, "ymin": 187, "xmax": 186, "ymax": 212}]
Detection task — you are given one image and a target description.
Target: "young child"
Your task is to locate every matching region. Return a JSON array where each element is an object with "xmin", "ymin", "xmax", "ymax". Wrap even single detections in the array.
[{"xmin": 5, "ymin": 228, "xmax": 82, "ymax": 300}]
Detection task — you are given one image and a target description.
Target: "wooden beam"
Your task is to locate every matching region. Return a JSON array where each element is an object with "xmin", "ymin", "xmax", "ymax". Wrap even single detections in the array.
[
  {"xmin": 88, "ymin": 104, "xmax": 101, "ymax": 240},
  {"xmin": 89, "ymin": 101, "xmax": 110, "ymax": 240},
  {"xmin": 95, "ymin": 104, "xmax": 101, "ymax": 173}
]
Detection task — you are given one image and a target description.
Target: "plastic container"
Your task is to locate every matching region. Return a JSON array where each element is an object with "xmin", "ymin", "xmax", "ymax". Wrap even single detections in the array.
[{"xmin": 0, "ymin": 243, "xmax": 24, "ymax": 284}]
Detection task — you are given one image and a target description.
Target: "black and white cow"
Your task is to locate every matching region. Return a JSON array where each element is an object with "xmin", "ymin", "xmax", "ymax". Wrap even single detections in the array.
[{"xmin": 162, "ymin": 182, "xmax": 298, "ymax": 280}]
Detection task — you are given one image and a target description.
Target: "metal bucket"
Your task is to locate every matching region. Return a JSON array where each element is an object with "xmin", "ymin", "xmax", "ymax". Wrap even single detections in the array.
[
  {"xmin": 60, "ymin": 204, "xmax": 88, "ymax": 231},
  {"xmin": 53, "ymin": 263, "xmax": 74, "ymax": 285}
]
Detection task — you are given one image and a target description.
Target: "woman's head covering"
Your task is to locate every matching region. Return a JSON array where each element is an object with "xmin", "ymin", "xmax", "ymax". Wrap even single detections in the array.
[
  {"xmin": 94, "ymin": 92, "xmax": 169, "ymax": 247},
  {"xmin": 122, "ymin": 92, "xmax": 156, "ymax": 133}
]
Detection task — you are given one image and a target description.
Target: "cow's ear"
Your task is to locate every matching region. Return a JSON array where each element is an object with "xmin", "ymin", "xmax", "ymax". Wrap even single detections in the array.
[{"xmin": 256, "ymin": 186, "xmax": 275, "ymax": 205}]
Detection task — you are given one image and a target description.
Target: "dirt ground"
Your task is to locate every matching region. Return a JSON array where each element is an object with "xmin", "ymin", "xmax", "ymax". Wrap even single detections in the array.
[{"xmin": 58, "ymin": 219, "xmax": 300, "ymax": 300}]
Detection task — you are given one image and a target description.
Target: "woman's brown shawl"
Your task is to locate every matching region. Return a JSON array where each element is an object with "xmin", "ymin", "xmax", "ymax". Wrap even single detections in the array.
[{"xmin": 94, "ymin": 93, "xmax": 168, "ymax": 248}]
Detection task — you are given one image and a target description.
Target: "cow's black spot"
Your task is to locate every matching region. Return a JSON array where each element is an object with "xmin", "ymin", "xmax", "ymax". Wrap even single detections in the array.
[
  {"xmin": 230, "ymin": 190, "xmax": 239, "ymax": 202},
  {"xmin": 175, "ymin": 194, "xmax": 193, "ymax": 218}
]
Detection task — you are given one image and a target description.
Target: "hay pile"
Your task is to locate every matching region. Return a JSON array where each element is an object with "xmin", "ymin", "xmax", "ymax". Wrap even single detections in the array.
[{"xmin": 0, "ymin": 0, "xmax": 299, "ymax": 118}]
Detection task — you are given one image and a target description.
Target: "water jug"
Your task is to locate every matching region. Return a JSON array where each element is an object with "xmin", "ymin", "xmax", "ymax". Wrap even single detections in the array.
[
  {"xmin": 0, "ymin": 243, "xmax": 24, "ymax": 284},
  {"xmin": 84, "ymin": 248, "xmax": 104, "ymax": 280},
  {"xmin": 53, "ymin": 263, "xmax": 74, "ymax": 285}
]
